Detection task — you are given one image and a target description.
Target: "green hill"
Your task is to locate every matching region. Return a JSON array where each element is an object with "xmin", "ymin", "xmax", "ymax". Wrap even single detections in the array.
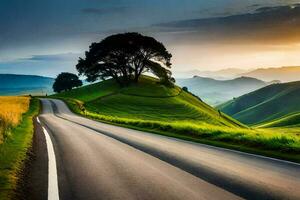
[
  {"xmin": 258, "ymin": 113, "xmax": 300, "ymax": 128},
  {"xmin": 176, "ymin": 76, "xmax": 267, "ymax": 106},
  {"xmin": 218, "ymin": 81, "xmax": 300, "ymax": 125},
  {"xmin": 54, "ymin": 76, "xmax": 242, "ymax": 128}
]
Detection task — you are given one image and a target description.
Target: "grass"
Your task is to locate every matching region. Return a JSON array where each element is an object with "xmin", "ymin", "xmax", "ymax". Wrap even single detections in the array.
[
  {"xmin": 53, "ymin": 76, "xmax": 300, "ymax": 163},
  {"xmin": 0, "ymin": 98, "xmax": 39, "ymax": 200}
]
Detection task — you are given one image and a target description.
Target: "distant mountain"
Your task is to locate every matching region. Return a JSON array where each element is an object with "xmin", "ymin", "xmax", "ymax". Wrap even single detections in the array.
[
  {"xmin": 218, "ymin": 81, "xmax": 300, "ymax": 125},
  {"xmin": 213, "ymin": 68, "xmax": 249, "ymax": 78},
  {"xmin": 241, "ymin": 66, "xmax": 300, "ymax": 82},
  {"xmin": 0, "ymin": 74, "xmax": 54, "ymax": 95},
  {"xmin": 174, "ymin": 68, "xmax": 249, "ymax": 79},
  {"xmin": 176, "ymin": 76, "xmax": 267, "ymax": 106}
]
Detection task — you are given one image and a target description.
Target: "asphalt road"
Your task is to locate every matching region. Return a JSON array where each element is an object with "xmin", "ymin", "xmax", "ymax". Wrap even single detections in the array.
[{"xmin": 31, "ymin": 99, "xmax": 300, "ymax": 200}]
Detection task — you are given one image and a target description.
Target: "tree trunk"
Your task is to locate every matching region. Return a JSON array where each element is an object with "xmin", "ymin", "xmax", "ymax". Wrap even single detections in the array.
[
  {"xmin": 134, "ymin": 74, "xmax": 139, "ymax": 83},
  {"xmin": 134, "ymin": 65, "xmax": 145, "ymax": 83},
  {"xmin": 134, "ymin": 68, "xmax": 139, "ymax": 83}
]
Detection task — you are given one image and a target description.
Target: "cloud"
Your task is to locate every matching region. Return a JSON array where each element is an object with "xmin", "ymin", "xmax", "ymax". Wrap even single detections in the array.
[
  {"xmin": 254, "ymin": 4, "xmax": 300, "ymax": 13},
  {"xmin": 81, "ymin": 6, "xmax": 129, "ymax": 16},
  {"xmin": 153, "ymin": 4, "xmax": 300, "ymax": 45},
  {"xmin": 20, "ymin": 53, "xmax": 81, "ymax": 62},
  {"xmin": 248, "ymin": 4, "xmax": 262, "ymax": 9},
  {"xmin": 0, "ymin": 53, "xmax": 80, "ymax": 77}
]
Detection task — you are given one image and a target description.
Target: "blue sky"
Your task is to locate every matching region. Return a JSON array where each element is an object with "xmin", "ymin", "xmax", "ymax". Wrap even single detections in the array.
[{"xmin": 0, "ymin": 0, "xmax": 299, "ymax": 77}]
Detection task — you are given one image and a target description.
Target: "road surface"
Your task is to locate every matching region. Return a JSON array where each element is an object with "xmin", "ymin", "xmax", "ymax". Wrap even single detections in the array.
[{"xmin": 26, "ymin": 99, "xmax": 300, "ymax": 200}]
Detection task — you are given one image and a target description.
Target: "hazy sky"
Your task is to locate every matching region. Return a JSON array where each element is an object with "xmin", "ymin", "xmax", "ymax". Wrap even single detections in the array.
[{"xmin": 0, "ymin": 0, "xmax": 300, "ymax": 77}]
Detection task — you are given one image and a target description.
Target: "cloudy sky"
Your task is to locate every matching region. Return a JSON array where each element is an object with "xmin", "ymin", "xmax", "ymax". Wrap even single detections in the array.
[{"xmin": 0, "ymin": 0, "xmax": 300, "ymax": 77}]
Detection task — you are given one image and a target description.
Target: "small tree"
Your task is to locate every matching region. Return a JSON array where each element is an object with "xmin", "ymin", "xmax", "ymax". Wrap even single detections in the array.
[
  {"xmin": 182, "ymin": 87, "xmax": 188, "ymax": 92},
  {"xmin": 53, "ymin": 72, "xmax": 82, "ymax": 93},
  {"xmin": 76, "ymin": 32, "xmax": 173, "ymax": 86}
]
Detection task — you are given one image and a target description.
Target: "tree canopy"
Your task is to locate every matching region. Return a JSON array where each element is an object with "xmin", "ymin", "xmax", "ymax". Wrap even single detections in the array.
[
  {"xmin": 76, "ymin": 32, "xmax": 174, "ymax": 86},
  {"xmin": 53, "ymin": 72, "xmax": 83, "ymax": 93}
]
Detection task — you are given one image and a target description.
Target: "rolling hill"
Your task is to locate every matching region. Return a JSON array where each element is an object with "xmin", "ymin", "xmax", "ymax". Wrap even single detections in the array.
[
  {"xmin": 54, "ymin": 76, "xmax": 242, "ymax": 128},
  {"xmin": 258, "ymin": 112, "xmax": 300, "ymax": 128},
  {"xmin": 0, "ymin": 74, "xmax": 54, "ymax": 96},
  {"xmin": 176, "ymin": 76, "xmax": 267, "ymax": 106},
  {"xmin": 218, "ymin": 81, "xmax": 300, "ymax": 125}
]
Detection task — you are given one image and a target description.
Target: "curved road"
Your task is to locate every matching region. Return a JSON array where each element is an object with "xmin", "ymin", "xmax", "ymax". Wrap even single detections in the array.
[{"xmin": 32, "ymin": 99, "xmax": 300, "ymax": 200}]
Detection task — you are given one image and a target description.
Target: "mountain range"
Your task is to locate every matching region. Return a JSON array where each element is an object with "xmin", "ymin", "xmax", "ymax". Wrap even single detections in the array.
[
  {"xmin": 174, "ymin": 68, "xmax": 248, "ymax": 79},
  {"xmin": 175, "ymin": 66, "xmax": 300, "ymax": 83},
  {"xmin": 241, "ymin": 66, "xmax": 300, "ymax": 82}
]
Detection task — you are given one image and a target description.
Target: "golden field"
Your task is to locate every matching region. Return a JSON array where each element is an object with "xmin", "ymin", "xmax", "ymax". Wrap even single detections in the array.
[{"xmin": 0, "ymin": 97, "xmax": 30, "ymax": 143}]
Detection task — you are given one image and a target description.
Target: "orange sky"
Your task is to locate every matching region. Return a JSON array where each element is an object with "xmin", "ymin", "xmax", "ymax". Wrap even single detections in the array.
[{"xmin": 169, "ymin": 42, "xmax": 300, "ymax": 71}]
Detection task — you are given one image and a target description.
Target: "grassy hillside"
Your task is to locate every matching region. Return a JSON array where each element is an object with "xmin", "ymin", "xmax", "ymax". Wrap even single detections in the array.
[
  {"xmin": 176, "ymin": 76, "xmax": 267, "ymax": 106},
  {"xmin": 53, "ymin": 76, "xmax": 300, "ymax": 162},
  {"xmin": 53, "ymin": 79, "xmax": 119, "ymax": 102},
  {"xmin": 218, "ymin": 81, "xmax": 300, "ymax": 125},
  {"xmin": 0, "ymin": 74, "xmax": 54, "ymax": 96}
]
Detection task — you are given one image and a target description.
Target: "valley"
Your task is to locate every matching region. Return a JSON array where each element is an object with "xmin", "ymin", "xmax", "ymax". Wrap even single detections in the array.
[{"xmin": 177, "ymin": 76, "xmax": 267, "ymax": 105}]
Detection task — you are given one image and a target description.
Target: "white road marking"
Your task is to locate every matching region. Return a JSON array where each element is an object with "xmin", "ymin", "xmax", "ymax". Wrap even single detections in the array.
[
  {"xmin": 37, "ymin": 117, "xmax": 41, "ymax": 124},
  {"xmin": 42, "ymin": 127, "xmax": 60, "ymax": 200}
]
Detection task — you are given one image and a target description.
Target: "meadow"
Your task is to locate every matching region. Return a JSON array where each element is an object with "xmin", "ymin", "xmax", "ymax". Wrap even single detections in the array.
[
  {"xmin": 0, "ymin": 97, "xmax": 30, "ymax": 143},
  {"xmin": 54, "ymin": 77, "xmax": 300, "ymax": 162}
]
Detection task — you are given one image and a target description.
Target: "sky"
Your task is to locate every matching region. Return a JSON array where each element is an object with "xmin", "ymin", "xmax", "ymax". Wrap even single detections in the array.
[{"xmin": 0, "ymin": 0, "xmax": 300, "ymax": 77}]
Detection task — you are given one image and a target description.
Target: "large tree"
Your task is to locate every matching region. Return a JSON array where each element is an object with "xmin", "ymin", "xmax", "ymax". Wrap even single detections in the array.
[
  {"xmin": 76, "ymin": 32, "xmax": 173, "ymax": 86},
  {"xmin": 53, "ymin": 72, "xmax": 83, "ymax": 93}
]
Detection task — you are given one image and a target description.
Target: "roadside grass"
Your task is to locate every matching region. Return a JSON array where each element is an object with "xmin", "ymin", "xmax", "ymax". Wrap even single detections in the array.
[
  {"xmin": 0, "ymin": 98, "xmax": 39, "ymax": 200},
  {"xmin": 63, "ymin": 98, "xmax": 300, "ymax": 162},
  {"xmin": 53, "ymin": 77, "xmax": 300, "ymax": 163},
  {"xmin": 0, "ymin": 97, "xmax": 30, "ymax": 143}
]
